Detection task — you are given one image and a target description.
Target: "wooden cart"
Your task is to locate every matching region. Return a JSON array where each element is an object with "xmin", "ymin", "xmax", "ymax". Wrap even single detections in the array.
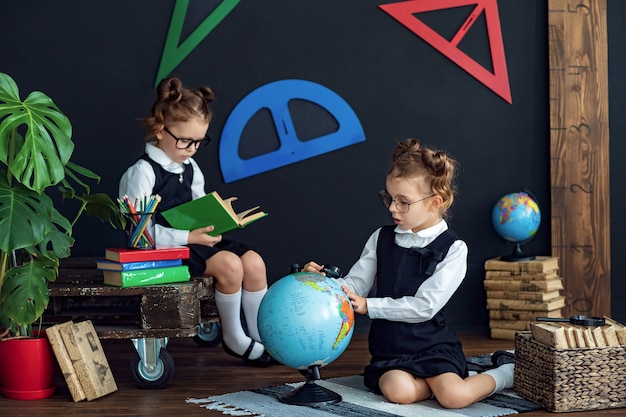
[{"xmin": 45, "ymin": 258, "xmax": 221, "ymax": 389}]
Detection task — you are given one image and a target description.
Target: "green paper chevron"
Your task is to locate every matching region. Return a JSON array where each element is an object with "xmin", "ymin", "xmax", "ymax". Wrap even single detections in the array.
[{"xmin": 155, "ymin": 0, "xmax": 240, "ymax": 87}]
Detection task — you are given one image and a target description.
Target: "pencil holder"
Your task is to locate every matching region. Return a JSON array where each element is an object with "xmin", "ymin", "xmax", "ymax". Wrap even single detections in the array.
[{"xmin": 123, "ymin": 212, "xmax": 155, "ymax": 250}]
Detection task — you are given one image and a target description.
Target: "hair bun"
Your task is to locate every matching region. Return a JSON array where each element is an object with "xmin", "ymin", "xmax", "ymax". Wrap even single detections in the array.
[
  {"xmin": 197, "ymin": 86, "xmax": 216, "ymax": 103},
  {"xmin": 423, "ymin": 149, "xmax": 448, "ymax": 176},
  {"xmin": 392, "ymin": 138, "xmax": 421, "ymax": 162}
]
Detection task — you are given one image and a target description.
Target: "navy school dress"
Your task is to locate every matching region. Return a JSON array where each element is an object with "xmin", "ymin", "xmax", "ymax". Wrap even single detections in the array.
[
  {"xmin": 140, "ymin": 155, "xmax": 251, "ymax": 277},
  {"xmin": 363, "ymin": 225, "xmax": 468, "ymax": 393}
]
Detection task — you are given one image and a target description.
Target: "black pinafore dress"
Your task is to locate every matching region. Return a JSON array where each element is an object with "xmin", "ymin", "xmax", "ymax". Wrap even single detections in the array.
[
  {"xmin": 363, "ymin": 225, "xmax": 468, "ymax": 393},
  {"xmin": 140, "ymin": 155, "xmax": 251, "ymax": 277}
]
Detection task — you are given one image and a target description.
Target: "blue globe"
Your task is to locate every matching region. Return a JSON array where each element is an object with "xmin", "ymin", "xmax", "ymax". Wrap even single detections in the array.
[
  {"xmin": 257, "ymin": 272, "xmax": 355, "ymax": 370},
  {"xmin": 491, "ymin": 191, "xmax": 541, "ymax": 243}
]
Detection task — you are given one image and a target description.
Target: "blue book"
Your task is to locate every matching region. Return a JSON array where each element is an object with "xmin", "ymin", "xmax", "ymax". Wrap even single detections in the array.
[{"xmin": 96, "ymin": 258, "xmax": 183, "ymax": 271}]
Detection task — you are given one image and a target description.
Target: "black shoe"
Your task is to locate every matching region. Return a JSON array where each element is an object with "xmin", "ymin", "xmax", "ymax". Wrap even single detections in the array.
[
  {"xmin": 467, "ymin": 361, "xmax": 490, "ymax": 373},
  {"xmin": 491, "ymin": 350, "xmax": 515, "ymax": 367},
  {"xmin": 222, "ymin": 340, "xmax": 275, "ymax": 368}
]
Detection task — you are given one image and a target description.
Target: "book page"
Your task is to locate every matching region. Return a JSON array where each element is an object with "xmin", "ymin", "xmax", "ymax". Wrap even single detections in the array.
[
  {"xmin": 222, "ymin": 195, "xmax": 267, "ymax": 225},
  {"xmin": 236, "ymin": 206, "xmax": 264, "ymax": 221},
  {"xmin": 219, "ymin": 194, "xmax": 239, "ymax": 219}
]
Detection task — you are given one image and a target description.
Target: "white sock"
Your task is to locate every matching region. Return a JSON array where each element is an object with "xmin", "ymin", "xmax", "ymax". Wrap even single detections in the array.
[
  {"xmin": 214, "ymin": 289, "xmax": 264, "ymax": 359},
  {"xmin": 484, "ymin": 363, "xmax": 515, "ymax": 394},
  {"xmin": 241, "ymin": 287, "xmax": 267, "ymax": 342}
]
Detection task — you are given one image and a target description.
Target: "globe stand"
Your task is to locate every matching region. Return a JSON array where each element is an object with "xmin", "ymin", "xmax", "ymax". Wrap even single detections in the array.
[
  {"xmin": 279, "ymin": 365, "xmax": 342, "ymax": 406},
  {"xmin": 501, "ymin": 242, "xmax": 535, "ymax": 262}
]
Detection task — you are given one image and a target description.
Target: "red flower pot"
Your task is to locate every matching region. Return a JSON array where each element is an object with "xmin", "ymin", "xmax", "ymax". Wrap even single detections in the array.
[{"xmin": 0, "ymin": 332, "xmax": 56, "ymax": 400}]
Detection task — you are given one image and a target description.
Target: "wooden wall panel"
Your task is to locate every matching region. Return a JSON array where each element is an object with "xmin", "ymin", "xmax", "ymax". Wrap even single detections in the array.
[{"xmin": 548, "ymin": 0, "xmax": 611, "ymax": 316}]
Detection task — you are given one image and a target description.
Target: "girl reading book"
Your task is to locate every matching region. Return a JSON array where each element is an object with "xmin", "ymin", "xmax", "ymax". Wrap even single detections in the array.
[{"xmin": 119, "ymin": 76, "xmax": 273, "ymax": 367}]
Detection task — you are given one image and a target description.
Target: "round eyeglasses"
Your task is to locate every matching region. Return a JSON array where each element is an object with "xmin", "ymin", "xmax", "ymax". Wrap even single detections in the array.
[
  {"xmin": 378, "ymin": 189, "xmax": 435, "ymax": 213},
  {"xmin": 163, "ymin": 126, "xmax": 211, "ymax": 150}
]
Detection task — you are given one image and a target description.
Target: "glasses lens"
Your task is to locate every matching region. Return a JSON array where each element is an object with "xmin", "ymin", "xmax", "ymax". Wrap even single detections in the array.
[
  {"xmin": 396, "ymin": 198, "xmax": 410, "ymax": 213},
  {"xmin": 166, "ymin": 127, "xmax": 210, "ymax": 150},
  {"xmin": 197, "ymin": 137, "xmax": 210, "ymax": 150},
  {"xmin": 176, "ymin": 139, "xmax": 206, "ymax": 150},
  {"xmin": 379, "ymin": 190, "xmax": 391, "ymax": 208},
  {"xmin": 174, "ymin": 139, "xmax": 189, "ymax": 149}
]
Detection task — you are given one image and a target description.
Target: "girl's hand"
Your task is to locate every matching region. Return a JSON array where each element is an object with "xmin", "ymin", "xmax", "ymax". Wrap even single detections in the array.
[
  {"xmin": 342, "ymin": 285, "xmax": 368, "ymax": 315},
  {"xmin": 188, "ymin": 226, "xmax": 222, "ymax": 246},
  {"xmin": 302, "ymin": 261, "xmax": 324, "ymax": 274}
]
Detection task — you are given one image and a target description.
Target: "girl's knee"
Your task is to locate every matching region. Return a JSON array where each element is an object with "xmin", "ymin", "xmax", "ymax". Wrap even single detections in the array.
[
  {"xmin": 207, "ymin": 252, "xmax": 244, "ymax": 280},
  {"xmin": 242, "ymin": 250, "xmax": 265, "ymax": 267},
  {"xmin": 382, "ymin": 387, "xmax": 420, "ymax": 404},
  {"xmin": 241, "ymin": 251, "xmax": 267, "ymax": 277},
  {"xmin": 434, "ymin": 388, "xmax": 474, "ymax": 409},
  {"xmin": 379, "ymin": 372, "xmax": 430, "ymax": 404}
]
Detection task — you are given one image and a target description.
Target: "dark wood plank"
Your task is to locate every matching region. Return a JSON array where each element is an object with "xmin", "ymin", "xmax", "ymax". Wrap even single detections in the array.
[
  {"xmin": 548, "ymin": 0, "xmax": 611, "ymax": 317},
  {"xmin": 1, "ymin": 330, "xmax": 623, "ymax": 416}
]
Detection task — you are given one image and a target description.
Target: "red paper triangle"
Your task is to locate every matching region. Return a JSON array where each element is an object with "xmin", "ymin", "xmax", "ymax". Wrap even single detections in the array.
[{"xmin": 379, "ymin": 0, "xmax": 512, "ymax": 104}]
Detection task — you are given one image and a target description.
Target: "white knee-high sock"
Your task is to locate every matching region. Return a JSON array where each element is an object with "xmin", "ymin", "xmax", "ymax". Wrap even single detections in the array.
[
  {"xmin": 242, "ymin": 287, "xmax": 267, "ymax": 342},
  {"xmin": 484, "ymin": 363, "xmax": 515, "ymax": 394},
  {"xmin": 214, "ymin": 289, "xmax": 264, "ymax": 359}
]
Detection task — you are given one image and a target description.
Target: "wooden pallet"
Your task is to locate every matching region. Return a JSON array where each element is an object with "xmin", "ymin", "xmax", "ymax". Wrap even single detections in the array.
[{"xmin": 45, "ymin": 257, "xmax": 218, "ymax": 339}]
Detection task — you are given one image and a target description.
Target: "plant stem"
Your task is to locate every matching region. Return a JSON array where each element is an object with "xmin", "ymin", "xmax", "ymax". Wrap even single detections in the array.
[
  {"xmin": 5, "ymin": 130, "xmax": 15, "ymax": 185},
  {"xmin": 69, "ymin": 199, "xmax": 88, "ymax": 228},
  {"xmin": 0, "ymin": 251, "xmax": 6, "ymax": 287}
]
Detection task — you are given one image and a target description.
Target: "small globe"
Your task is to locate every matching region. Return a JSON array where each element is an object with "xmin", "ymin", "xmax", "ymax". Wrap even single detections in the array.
[
  {"xmin": 491, "ymin": 191, "xmax": 541, "ymax": 243},
  {"xmin": 258, "ymin": 272, "xmax": 355, "ymax": 370}
]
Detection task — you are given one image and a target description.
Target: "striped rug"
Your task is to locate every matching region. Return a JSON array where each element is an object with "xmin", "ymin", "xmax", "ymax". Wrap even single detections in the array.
[{"xmin": 187, "ymin": 374, "xmax": 540, "ymax": 417}]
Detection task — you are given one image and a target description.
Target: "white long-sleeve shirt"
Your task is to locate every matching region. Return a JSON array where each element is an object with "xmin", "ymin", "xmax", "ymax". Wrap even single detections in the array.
[
  {"xmin": 335, "ymin": 220, "xmax": 468, "ymax": 323},
  {"xmin": 118, "ymin": 143, "xmax": 206, "ymax": 247}
]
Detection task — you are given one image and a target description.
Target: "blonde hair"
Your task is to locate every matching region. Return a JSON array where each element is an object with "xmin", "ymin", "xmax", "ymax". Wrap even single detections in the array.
[
  {"xmin": 141, "ymin": 76, "xmax": 215, "ymax": 141},
  {"xmin": 387, "ymin": 138, "xmax": 458, "ymax": 218}
]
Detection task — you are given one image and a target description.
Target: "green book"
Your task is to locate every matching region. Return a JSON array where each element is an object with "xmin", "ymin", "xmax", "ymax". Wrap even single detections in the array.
[
  {"xmin": 102, "ymin": 265, "xmax": 190, "ymax": 287},
  {"xmin": 161, "ymin": 191, "xmax": 268, "ymax": 236}
]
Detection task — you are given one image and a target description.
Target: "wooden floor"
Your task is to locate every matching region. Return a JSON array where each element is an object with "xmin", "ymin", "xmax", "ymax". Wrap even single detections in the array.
[{"xmin": 1, "ymin": 329, "xmax": 623, "ymax": 416}]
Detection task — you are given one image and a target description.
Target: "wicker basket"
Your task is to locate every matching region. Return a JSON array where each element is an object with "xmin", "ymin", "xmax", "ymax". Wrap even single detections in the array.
[{"xmin": 514, "ymin": 331, "xmax": 626, "ymax": 412}]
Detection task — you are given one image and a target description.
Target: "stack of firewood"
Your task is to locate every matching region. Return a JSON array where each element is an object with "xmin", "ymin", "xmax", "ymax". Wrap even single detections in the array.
[{"xmin": 484, "ymin": 256, "xmax": 565, "ymax": 340}]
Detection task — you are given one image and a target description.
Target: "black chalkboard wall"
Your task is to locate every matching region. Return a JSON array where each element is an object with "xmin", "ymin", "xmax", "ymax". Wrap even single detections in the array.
[{"xmin": 2, "ymin": 1, "xmax": 625, "ymax": 331}]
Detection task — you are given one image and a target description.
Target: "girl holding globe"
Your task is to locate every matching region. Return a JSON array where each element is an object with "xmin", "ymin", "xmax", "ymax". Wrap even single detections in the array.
[
  {"xmin": 304, "ymin": 138, "xmax": 514, "ymax": 408},
  {"xmin": 119, "ymin": 77, "xmax": 273, "ymax": 367}
]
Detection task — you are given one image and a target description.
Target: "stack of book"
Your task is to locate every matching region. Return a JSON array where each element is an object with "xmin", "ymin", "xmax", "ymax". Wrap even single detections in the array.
[
  {"xmin": 99, "ymin": 247, "xmax": 191, "ymax": 287},
  {"xmin": 531, "ymin": 316, "xmax": 626, "ymax": 348},
  {"xmin": 484, "ymin": 256, "xmax": 565, "ymax": 340},
  {"xmin": 47, "ymin": 320, "xmax": 117, "ymax": 402}
]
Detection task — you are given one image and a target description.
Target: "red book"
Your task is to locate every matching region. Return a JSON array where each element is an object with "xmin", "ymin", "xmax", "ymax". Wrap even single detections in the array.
[{"xmin": 104, "ymin": 247, "xmax": 190, "ymax": 263}]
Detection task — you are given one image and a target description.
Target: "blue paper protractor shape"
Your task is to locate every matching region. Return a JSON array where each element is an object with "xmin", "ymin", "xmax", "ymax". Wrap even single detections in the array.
[{"xmin": 219, "ymin": 79, "xmax": 365, "ymax": 183}]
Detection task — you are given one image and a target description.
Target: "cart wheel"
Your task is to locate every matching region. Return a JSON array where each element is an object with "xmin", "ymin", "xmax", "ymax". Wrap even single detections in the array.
[
  {"xmin": 193, "ymin": 322, "xmax": 222, "ymax": 347},
  {"xmin": 130, "ymin": 348, "xmax": 175, "ymax": 389}
]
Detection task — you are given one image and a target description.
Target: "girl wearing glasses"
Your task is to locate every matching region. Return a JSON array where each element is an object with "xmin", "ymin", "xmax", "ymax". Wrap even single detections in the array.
[
  {"xmin": 119, "ymin": 77, "xmax": 273, "ymax": 367},
  {"xmin": 303, "ymin": 138, "xmax": 514, "ymax": 408}
]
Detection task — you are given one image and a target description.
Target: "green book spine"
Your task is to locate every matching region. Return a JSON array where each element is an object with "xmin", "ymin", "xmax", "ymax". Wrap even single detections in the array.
[{"xmin": 103, "ymin": 265, "xmax": 191, "ymax": 287}]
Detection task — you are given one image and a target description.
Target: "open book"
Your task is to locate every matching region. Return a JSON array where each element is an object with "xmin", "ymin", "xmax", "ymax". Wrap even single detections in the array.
[{"xmin": 161, "ymin": 191, "xmax": 268, "ymax": 236}]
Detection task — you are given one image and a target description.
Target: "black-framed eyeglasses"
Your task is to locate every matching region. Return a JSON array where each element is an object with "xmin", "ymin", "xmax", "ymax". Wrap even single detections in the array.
[
  {"xmin": 163, "ymin": 126, "xmax": 211, "ymax": 150},
  {"xmin": 378, "ymin": 189, "xmax": 435, "ymax": 213}
]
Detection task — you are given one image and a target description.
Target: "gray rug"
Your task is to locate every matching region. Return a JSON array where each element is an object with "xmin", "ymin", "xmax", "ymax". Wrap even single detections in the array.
[{"xmin": 187, "ymin": 363, "xmax": 541, "ymax": 417}]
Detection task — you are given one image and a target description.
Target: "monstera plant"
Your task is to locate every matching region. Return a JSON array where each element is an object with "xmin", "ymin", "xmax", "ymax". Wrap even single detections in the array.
[{"xmin": 0, "ymin": 72, "xmax": 120, "ymax": 337}]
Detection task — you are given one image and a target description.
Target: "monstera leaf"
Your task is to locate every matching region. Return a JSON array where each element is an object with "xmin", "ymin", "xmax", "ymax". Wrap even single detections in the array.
[
  {"xmin": 0, "ymin": 72, "xmax": 73, "ymax": 193},
  {"xmin": 0, "ymin": 175, "xmax": 55, "ymax": 253},
  {"xmin": 31, "ymin": 206, "xmax": 74, "ymax": 260},
  {"xmin": 0, "ymin": 256, "xmax": 58, "ymax": 326}
]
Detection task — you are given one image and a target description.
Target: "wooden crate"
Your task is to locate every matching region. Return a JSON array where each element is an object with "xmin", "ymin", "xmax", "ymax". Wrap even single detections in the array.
[{"xmin": 45, "ymin": 257, "xmax": 218, "ymax": 339}]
